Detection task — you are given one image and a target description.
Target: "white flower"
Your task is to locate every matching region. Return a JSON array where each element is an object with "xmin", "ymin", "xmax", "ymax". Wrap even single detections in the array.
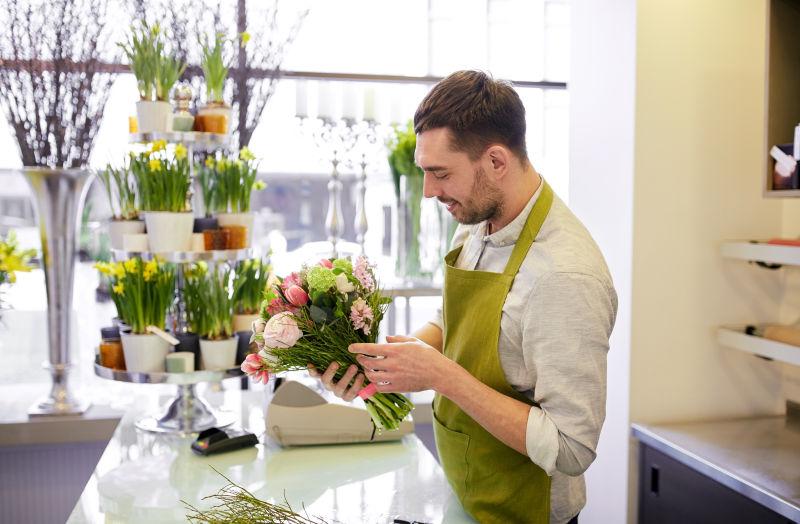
[{"xmin": 335, "ymin": 273, "xmax": 355, "ymax": 293}]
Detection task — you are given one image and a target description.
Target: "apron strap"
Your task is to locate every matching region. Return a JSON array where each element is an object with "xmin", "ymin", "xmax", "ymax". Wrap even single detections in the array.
[{"xmin": 502, "ymin": 181, "xmax": 553, "ymax": 277}]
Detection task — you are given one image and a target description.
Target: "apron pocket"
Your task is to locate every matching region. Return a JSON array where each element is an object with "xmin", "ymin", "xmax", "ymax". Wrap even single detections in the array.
[{"xmin": 432, "ymin": 411, "xmax": 471, "ymax": 498}]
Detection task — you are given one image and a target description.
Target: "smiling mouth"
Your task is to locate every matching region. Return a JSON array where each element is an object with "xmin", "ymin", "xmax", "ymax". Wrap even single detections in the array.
[{"xmin": 439, "ymin": 199, "xmax": 458, "ymax": 213}]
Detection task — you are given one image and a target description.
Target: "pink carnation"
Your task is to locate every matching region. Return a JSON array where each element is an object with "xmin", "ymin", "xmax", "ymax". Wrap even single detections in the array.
[
  {"xmin": 318, "ymin": 258, "xmax": 333, "ymax": 269},
  {"xmin": 241, "ymin": 353, "xmax": 269, "ymax": 383},
  {"xmin": 353, "ymin": 256, "xmax": 375, "ymax": 292},
  {"xmin": 267, "ymin": 297, "xmax": 298, "ymax": 316},
  {"xmin": 350, "ymin": 298, "xmax": 374, "ymax": 335},
  {"xmin": 281, "ymin": 272, "xmax": 302, "ymax": 292}
]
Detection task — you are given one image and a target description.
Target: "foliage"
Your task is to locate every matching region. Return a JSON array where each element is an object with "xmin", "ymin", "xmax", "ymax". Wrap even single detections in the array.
[
  {"xmin": 0, "ymin": 231, "xmax": 35, "ymax": 286},
  {"xmin": 184, "ymin": 263, "xmax": 234, "ymax": 340},
  {"xmin": 232, "ymin": 259, "xmax": 272, "ymax": 315},
  {"xmin": 197, "ymin": 147, "xmax": 263, "ymax": 214},
  {"xmin": 130, "ymin": 141, "xmax": 191, "ymax": 213},
  {"xmin": 97, "ymin": 165, "xmax": 138, "ymax": 220},
  {"xmin": 387, "ymin": 121, "xmax": 424, "ymax": 198},
  {"xmin": 95, "ymin": 258, "xmax": 175, "ymax": 334}
]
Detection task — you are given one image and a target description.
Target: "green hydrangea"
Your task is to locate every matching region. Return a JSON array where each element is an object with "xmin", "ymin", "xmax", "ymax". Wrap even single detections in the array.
[
  {"xmin": 332, "ymin": 258, "xmax": 353, "ymax": 274},
  {"xmin": 306, "ymin": 266, "xmax": 336, "ymax": 294}
]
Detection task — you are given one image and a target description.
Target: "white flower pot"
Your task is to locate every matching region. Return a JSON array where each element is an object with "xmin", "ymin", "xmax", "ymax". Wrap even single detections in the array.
[
  {"xmin": 200, "ymin": 337, "xmax": 238, "ymax": 371},
  {"xmin": 136, "ymin": 100, "xmax": 173, "ymax": 134},
  {"xmin": 121, "ymin": 333, "xmax": 171, "ymax": 373},
  {"xmin": 122, "ymin": 233, "xmax": 149, "ymax": 252},
  {"xmin": 233, "ymin": 313, "xmax": 259, "ymax": 333},
  {"xmin": 217, "ymin": 212, "xmax": 255, "ymax": 247},
  {"xmin": 108, "ymin": 220, "xmax": 145, "ymax": 250},
  {"xmin": 144, "ymin": 212, "xmax": 194, "ymax": 252}
]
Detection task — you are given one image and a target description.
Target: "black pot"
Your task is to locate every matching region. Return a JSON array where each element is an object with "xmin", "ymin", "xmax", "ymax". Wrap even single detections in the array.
[
  {"xmin": 174, "ymin": 332, "xmax": 201, "ymax": 370},
  {"xmin": 193, "ymin": 216, "xmax": 219, "ymax": 233},
  {"xmin": 235, "ymin": 331, "xmax": 255, "ymax": 365},
  {"xmin": 100, "ymin": 325, "xmax": 120, "ymax": 340}
]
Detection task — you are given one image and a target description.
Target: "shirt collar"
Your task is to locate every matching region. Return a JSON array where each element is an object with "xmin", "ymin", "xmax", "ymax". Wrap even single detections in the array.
[{"xmin": 476, "ymin": 179, "xmax": 545, "ymax": 247}]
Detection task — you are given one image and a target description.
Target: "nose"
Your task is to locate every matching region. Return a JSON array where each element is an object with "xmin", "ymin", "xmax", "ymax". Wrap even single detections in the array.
[{"xmin": 423, "ymin": 172, "xmax": 440, "ymax": 199}]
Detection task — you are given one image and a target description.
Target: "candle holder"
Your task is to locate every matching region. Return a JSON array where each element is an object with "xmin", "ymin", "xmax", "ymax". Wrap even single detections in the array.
[
  {"xmin": 352, "ymin": 120, "xmax": 380, "ymax": 253},
  {"xmin": 299, "ymin": 116, "xmax": 360, "ymax": 258}
]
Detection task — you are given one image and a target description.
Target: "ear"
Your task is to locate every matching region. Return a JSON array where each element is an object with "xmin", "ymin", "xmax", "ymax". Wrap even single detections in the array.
[{"xmin": 485, "ymin": 145, "xmax": 510, "ymax": 180}]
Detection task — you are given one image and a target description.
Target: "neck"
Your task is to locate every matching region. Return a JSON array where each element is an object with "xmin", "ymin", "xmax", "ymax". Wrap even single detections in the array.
[{"xmin": 487, "ymin": 166, "xmax": 542, "ymax": 234}]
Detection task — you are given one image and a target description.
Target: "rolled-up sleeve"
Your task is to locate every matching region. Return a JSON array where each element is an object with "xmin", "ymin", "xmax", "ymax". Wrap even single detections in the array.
[{"xmin": 522, "ymin": 271, "xmax": 617, "ymax": 476}]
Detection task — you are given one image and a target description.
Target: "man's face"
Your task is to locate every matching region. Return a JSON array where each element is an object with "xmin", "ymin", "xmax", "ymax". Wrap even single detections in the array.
[{"xmin": 415, "ymin": 128, "xmax": 503, "ymax": 225}]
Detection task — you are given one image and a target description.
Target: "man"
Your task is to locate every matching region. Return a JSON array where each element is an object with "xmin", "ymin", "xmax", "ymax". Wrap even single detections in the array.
[{"xmin": 311, "ymin": 70, "xmax": 617, "ymax": 524}]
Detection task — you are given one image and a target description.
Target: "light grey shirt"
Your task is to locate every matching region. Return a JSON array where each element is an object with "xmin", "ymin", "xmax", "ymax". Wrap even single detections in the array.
[{"xmin": 431, "ymin": 181, "xmax": 617, "ymax": 524}]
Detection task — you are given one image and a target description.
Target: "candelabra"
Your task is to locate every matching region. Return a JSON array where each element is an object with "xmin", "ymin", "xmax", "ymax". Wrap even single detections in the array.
[
  {"xmin": 353, "ymin": 120, "xmax": 379, "ymax": 253},
  {"xmin": 299, "ymin": 116, "xmax": 360, "ymax": 258}
]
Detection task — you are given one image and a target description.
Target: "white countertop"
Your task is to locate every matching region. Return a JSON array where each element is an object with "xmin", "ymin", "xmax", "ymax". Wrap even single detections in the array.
[{"xmin": 66, "ymin": 387, "xmax": 474, "ymax": 524}]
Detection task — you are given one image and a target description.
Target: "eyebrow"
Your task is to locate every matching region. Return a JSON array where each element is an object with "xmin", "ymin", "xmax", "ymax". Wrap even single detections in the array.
[{"xmin": 418, "ymin": 165, "xmax": 447, "ymax": 172}]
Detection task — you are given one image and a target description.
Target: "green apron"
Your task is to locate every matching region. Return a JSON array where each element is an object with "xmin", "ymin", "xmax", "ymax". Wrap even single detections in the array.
[{"xmin": 433, "ymin": 182, "xmax": 554, "ymax": 524}]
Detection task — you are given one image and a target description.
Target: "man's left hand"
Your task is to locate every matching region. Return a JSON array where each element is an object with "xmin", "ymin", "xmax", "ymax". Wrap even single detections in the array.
[{"xmin": 348, "ymin": 335, "xmax": 450, "ymax": 393}]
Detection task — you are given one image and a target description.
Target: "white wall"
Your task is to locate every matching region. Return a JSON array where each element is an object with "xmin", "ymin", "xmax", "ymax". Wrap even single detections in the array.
[
  {"xmin": 569, "ymin": 1, "xmax": 636, "ymax": 522},
  {"xmin": 571, "ymin": 1, "xmax": 789, "ymax": 522}
]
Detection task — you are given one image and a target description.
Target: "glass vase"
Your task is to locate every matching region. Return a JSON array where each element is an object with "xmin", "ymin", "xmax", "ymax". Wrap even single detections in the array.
[{"xmin": 395, "ymin": 174, "xmax": 426, "ymax": 283}]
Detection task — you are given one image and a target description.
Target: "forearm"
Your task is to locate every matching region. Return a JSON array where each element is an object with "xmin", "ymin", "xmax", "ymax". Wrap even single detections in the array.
[
  {"xmin": 436, "ymin": 360, "xmax": 529, "ymax": 455},
  {"xmin": 411, "ymin": 322, "xmax": 443, "ymax": 353}
]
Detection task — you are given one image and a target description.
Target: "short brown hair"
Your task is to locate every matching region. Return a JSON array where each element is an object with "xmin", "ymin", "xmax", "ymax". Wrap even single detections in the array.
[{"xmin": 414, "ymin": 70, "xmax": 528, "ymax": 162}]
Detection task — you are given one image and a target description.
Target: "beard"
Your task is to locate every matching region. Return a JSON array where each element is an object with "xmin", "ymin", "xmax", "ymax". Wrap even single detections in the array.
[{"xmin": 443, "ymin": 166, "xmax": 504, "ymax": 225}]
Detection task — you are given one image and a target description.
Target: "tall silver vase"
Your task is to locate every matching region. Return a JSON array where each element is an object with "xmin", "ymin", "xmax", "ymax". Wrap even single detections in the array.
[{"xmin": 23, "ymin": 168, "xmax": 93, "ymax": 416}]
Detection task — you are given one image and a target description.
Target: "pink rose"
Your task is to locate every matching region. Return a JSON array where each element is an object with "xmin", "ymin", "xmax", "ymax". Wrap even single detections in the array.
[
  {"xmin": 262, "ymin": 312, "xmax": 302, "ymax": 349},
  {"xmin": 285, "ymin": 285, "xmax": 309, "ymax": 307},
  {"xmin": 241, "ymin": 353, "xmax": 269, "ymax": 383},
  {"xmin": 318, "ymin": 258, "xmax": 333, "ymax": 269}
]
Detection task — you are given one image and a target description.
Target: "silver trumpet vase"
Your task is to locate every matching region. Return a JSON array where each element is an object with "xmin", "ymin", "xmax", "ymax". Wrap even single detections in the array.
[{"xmin": 23, "ymin": 167, "xmax": 93, "ymax": 416}]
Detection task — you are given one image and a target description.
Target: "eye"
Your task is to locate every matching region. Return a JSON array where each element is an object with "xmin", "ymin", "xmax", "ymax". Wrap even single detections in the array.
[{"xmin": 433, "ymin": 171, "xmax": 449, "ymax": 180}]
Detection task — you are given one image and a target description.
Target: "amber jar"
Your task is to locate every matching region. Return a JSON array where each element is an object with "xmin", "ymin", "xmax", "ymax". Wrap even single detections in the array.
[
  {"xmin": 203, "ymin": 228, "xmax": 230, "ymax": 250},
  {"xmin": 223, "ymin": 225, "xmax": 247, "ymax": 249},
  {"xmin": 99, "ymin": 326, "xmax": 125, "ymax": 370}
]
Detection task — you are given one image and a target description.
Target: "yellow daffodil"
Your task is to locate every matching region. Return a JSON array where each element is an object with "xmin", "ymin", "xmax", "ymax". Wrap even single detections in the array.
[
  {"xmin": 113, "ymin": 282, "xmax": 124, "ymax": 295},
  {"xmin": 124, "ymin": 258, "xmax": 138, "ymax": 274},
  {"xmin": 235, "ymin": 159, "xmax": 243, "ymax": 169},
  {"xmin": 216, "ymin": 158, "xmax": 228, "ymax": 170},
  {"xmin": 112, "ymin": 263, "xmax": 125, "ymax": 278},
  {"xmin": 239, "ymin": 147, "xmax": 255, "ymax": 161},
  {"xmin": 94, "ymin": 262, "xmax": 112, "ymax": 276},
  {"xmin": 174, "ymin": 143, "xmax": 187, "ymax": 161},
  {"xmin": 150, "ymin": 139, "xmax": 167, "ymax": 153},
  {"xmin": 240, "ymin": 31, "xmax": 251, "ymax": 46},
  {"xmin": 204, "ymin": 157, "xmax": 215, "ymax": 169},
  {"xmin": 148, "ymin": 158, "xmax": 162, "ymax": 172},
  {"xmin": 143, "ymin": 259, "xmax": 158, "ymax": 281},
  {"xmin": 252, "ymin": 180, "xmax": 266, "ymax": 191}
]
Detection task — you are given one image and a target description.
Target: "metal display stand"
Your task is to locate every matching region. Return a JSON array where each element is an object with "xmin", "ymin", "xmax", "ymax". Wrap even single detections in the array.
[{"xmin": 94, "ymin": 358, "xmax": 242, "ymax": 434}]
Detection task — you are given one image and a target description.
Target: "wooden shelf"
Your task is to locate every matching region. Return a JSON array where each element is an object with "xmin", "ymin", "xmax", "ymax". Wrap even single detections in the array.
[
  {"xmin": 717, "ymin": 326, "xmax": 800, "ymax": 366},
  {"xmin": 720, "ymin": 241, "xmax": 800, "ymax": 266}
]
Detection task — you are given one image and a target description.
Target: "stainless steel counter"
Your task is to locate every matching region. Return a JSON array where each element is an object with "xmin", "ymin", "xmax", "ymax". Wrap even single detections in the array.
[{"xmin": 632, "ymin": 416, "xmax": 800, "ymax": 522}]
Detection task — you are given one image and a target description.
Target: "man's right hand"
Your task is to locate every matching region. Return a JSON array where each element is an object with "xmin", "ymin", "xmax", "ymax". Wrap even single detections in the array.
[{"xmin": 308, "ymin": 362, "xmax": 366, "ymax": 401}]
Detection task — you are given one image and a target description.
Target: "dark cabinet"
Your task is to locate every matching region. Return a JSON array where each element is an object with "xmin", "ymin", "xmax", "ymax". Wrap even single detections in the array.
[{"xmin": 638, "ymin": 443, "xmax": 794, "ymax": 524}]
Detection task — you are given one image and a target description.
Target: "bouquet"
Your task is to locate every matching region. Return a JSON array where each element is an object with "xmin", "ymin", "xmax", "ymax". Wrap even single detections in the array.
[{"xmin": 243, "ymin": 255, "xmax": 414, "ymax": 431}]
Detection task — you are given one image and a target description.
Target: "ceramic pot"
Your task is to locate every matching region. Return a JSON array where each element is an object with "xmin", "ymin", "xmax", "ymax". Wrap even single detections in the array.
[
  {"xmin": 144, "ymin": 211, "xmax": 194, "ymax": 252},
  {"xmin": 121, "ymin": 333, "xmax": 170, "ymax": 373},
  {"xmin": 199, "ymin": 337, "xmax": 238, "ymax": 371},
  {"xmin": 108, "ymin": 219, "xmax": 145, "ymax": 250},
  {"xmin": 136, "ymin": 100, "xmax": 172, "ymax": 133}
]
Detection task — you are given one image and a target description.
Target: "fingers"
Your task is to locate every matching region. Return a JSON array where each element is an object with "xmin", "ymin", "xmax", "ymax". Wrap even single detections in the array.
[
  {"xmin": 307, "ymin": 363, "xmax": 320, "ymax": 377},
  {"xmin": 320, "ymin": 361, "xmax": 340, "ymax": 390},
  {"xmin": 386, "ymin": 335, "xmax": 417, "ymax": 343},
  {"xmin": 348, "ymin": 343, "xmax": 390, "ymax": 356},
  {"xmin": 342, "ymin": 372, "xmax": 365, "ymax": 402},
  {"xmin": 356, "ymin": 353, "xmax": 396, "ymax": 371},
  {"xmin": 333, "ymin": 365, "xmax": 359, "ymax": 398}
]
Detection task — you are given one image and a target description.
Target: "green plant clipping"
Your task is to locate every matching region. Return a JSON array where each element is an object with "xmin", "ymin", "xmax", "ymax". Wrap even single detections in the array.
[
  {"xmin": 232, "ymin": 258, "xmax": 271, "ymax": 315},
  {"xmin": 131, "ymin": 141, "xmax": 191, "ymax": 213},
  {"xmin": 184, "ymin": 263, "xmax": 235, "ymax": 340},
  {"xmin": 387, "ymin": 121, "xmax": 423, "ymax": 197}
]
